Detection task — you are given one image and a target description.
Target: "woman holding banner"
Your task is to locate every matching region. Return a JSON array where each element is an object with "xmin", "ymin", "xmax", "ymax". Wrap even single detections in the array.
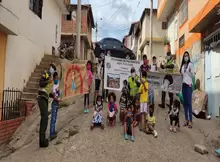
[{"xmin": 180, "ymin": 51, "xmax": 194, "ymax": 128}]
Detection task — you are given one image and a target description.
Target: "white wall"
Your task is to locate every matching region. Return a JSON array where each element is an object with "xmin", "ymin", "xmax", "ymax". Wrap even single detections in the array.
[{"xmin": 3, "ymin": 0, "xmax": 62, "ymax": 89}]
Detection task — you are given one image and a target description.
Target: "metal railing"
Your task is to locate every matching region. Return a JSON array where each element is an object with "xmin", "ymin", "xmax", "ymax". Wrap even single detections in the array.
[{"xmin": 1, "ymin": 88, "xmax": 26, "ymax": 121}]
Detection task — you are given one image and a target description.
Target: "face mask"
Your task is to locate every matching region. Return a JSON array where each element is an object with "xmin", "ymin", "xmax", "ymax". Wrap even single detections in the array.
[
  {"xmin": 128, "ymin": 112, "xmax": 132, "ymax": 115},
  {"xmin": 149, "ymin": 112, "xmax": 153, "ymax": 117},
  {"xmin": 54, "ymin": 79, "xmax": 59, "ymax": 85},
  {"xmin": 184, "ymin": 56, "xmax": 189, "ymax": 62},
  {"xmin": 166, "ymin": 56, "xmax": 171, "ymax": 60},
  {"xmin": 97, "ymin": 101, "xmax": 101, "ymax": 105},
  {"xmin": 50, "ymin": 67, "xmax": 54, "ymax": 74},
  {"xmin": 131, "ymin": 72, "xmax": 135, "ymax": 78},
  {"xmin": 143, "ymin": 60, "xmax": 148, "ymax": 64}
]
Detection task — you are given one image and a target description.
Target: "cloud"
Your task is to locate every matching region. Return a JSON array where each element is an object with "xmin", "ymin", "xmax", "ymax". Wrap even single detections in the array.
[{"xmin": 70, "ymin": 0, "xmax": 158, "ymax": 42}]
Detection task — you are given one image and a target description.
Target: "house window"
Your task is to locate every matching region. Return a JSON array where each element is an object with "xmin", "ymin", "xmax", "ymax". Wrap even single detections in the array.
[
  {"xmin": 179, "ymin": 34, "xmax": 185, "ymax": 48},
  {"xmin": 179, "ymin": 0, "xmax": 188, "ymax": 26},
  {"xmin": 174, "ymin": 20, "xmax": 178, "ymax": 40},
  {"xmin": 162, "ymin": 22, "xmax": 167, "ymax": 30},
  {"xmin": 65, "ymin": 11, "xmax": 72, "ymax": 20},
  {"xmin": 29, "ymin": 0, "xmax": 43, "ymax": 19}
]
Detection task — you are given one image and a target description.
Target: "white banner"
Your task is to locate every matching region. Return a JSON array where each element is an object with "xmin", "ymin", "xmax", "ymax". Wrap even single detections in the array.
[{"xmin": 104, "ymin": 56, "xmax": 141, "ymax": 91}]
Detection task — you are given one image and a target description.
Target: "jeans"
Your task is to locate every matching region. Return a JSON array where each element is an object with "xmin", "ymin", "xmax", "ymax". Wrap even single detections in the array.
[
  {"xmin": 182, "ymin": 83, "xmax": 193, "ymax": 121},
  {"xmin": 37, "ymin": 96, "xmax": 49, "ymax": 142},
  {"xmin": 84, "ymin": 93, "xmax": 90, "ymax": 107},
  {"xmin": 50, "ymin": 100, "xmax": 58, "ymax": 136}
]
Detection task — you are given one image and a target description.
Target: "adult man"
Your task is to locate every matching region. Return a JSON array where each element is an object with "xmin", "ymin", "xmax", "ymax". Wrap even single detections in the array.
[
  {"xmin": 159, "ymin": 52, "xmax": 174, "ymax": 109},
  {"xmin": 38, "ymin": 71, "xmax": 53, "ymax": 147},
  {"xmin": 128, "ymin": 67, "xmax": 140, "ymax": 100}
]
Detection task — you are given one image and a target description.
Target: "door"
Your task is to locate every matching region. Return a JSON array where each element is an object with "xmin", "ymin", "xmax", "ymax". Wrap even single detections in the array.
[
  {"xmin": 211, "ymin": 48, "xmax": 220, "ymax": 117},
  {"xmin": 205, "ymin": 50, "xmax": 214, "ymax": 116}
]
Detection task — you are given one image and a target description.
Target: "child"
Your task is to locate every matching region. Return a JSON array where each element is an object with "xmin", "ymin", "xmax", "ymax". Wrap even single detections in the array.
[
  {"xmin": 145, "ymin": 105, "xmax": 158, "ymax": 138},
  {"xmin": 166, "ymin": 100, "xmax": 180, "ymax": 133},
  {"xmin": 149, "ymin": 56, "xmax": 157, "ymax": 109},
  {"xmin": 124, "ymin": 107, "xmax": 135, "ymax": 142},
  {"xmin": 49, "ymin": 72, "xmax": 61, "ymax": 141},
  {"xmin": 140, "ymin": 54, "xmax": 150, "ymax": 79},
  {"xmin": 119, "ymin": 80, "xmax": 129, "ymax": 125},
  {"xmin": 107, "ymin": 92, "xmax": 118, "ymax": 126},
  {"xmin": 84, "ymin": 60, "xmax": 93, "ymax": 113},
  {"xmin": 49, "ymin": 63, "xmax": 56, "ymax": 77},
  {"xmin": 93, "ymin": 63, "xmax": 101, "ymax": 105},
  {"xmin": 91, "ymin": 95, "xmax": 104, "ymax": 130},
  {"xmin": 139, "ymin": 71, "xmax": 148, "ymax": 131},
  {"xmin": 132, "ymin": 96, "xmax": 140, "ymax": 127},
  {"xmin": 150, "ymin": 56, "xmax": 158, "ymax": 72}
]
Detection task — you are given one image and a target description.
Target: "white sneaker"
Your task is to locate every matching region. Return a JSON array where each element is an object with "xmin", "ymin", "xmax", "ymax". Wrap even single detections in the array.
[{"xmin": 153, "ymin": 130, "xmax": 158, "ymax": 138}]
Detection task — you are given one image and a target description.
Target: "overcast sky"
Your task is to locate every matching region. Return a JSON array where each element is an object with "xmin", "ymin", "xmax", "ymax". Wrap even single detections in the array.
[{"xmin": 70, "ymin": 0, "xmax": 158, "ymax": 42}]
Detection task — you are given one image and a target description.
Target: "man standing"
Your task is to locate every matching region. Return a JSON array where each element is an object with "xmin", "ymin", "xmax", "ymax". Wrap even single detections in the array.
[
  {"xmin": 128, "ymin": 67, "xmax": 140, "ymax": 100},
  {"xmin": 159, "ymin": 52, "xmax": 174, "ymax": 109},
  {"xmin": 38, "ymin": 71, "xmax": 53, "ymax": 147}
]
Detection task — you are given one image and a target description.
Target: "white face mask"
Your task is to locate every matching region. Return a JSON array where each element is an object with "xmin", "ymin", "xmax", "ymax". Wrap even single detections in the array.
[
  {"xmin": 50, "ymin": 67, "xmax": 55, "ymax": 74},
  {"xmin": 131, "ymin": 72, "xmax": 135, "ymax": 78},
  {"xmin": 97, "ymin": 101, "xmax": 101, "ymax": 105}
]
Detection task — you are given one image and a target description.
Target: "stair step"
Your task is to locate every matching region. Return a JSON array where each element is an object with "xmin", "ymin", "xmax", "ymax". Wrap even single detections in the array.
[
  {"xmin": 26, "ymin": 81, "xmax": 39, "ymax": 89},
  {"xmin": 36, "ymin": 64, "xmax": 50, "ymax": 70},
  {"xmin": 22, "ymin": 92, "xmax": 37, "ymax": 100},
  {"xmin": 42, "ymin": 57, "xmax": 60, "ymax": 63},
  {"xmin": 31, "ymin": 72, "xmax": 42, "ymax": 78},
  {"xmin": 29, "ymin": 77, "xmax": 40, "ymax": 82},
  {"xmin": 23, "ymin": 87, "xmax": 38, "ymax": 93}
]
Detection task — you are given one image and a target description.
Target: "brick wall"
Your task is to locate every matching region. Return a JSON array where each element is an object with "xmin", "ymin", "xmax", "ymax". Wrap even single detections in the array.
[{"xmin": 0, "ymin": 117, "xmax": 25, "ymax": 144}]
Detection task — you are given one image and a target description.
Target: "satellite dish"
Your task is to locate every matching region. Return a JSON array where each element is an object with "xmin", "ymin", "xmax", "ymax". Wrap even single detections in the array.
[{"xmin": 72, "ymin": 11, "xmax": 76, "ymax": 21}]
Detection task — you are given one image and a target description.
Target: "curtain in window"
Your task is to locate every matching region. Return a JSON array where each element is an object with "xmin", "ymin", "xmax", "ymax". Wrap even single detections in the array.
[{"xmin": 29, "ymin": 0, "xmax": 34, "ymax": 10}]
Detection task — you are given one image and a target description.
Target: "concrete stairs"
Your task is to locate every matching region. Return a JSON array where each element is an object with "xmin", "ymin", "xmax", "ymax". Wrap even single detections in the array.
[{"xmin": 21, "ymin": 55, "xmax": 60, "ymax": 103}]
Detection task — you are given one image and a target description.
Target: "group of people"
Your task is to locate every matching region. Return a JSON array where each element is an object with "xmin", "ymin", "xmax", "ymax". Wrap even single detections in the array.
[
  {"xmin": 37, "ymin": 50, "xmax": 195, "ymax": 147},
  {"xmin": 89, "ymin": 51, "xmax": 195, "ymax": 142}
]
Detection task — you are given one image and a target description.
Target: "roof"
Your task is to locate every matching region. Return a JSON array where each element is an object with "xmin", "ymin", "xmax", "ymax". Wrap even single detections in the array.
[
  {"xmin": 140, "ymin": 8, "xmax": 157, "ymax": 24},
  {"xmin": 69, "ymin": 4, "xmax": 95, "ymax": 28},
  {"xmin": 128, "ymin": 21, "xmax": 139, "ymax": 35}
]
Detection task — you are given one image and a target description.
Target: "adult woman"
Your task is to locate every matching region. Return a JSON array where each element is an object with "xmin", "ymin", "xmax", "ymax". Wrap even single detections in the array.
[{"xmin": 180, "ymin": 51, "xmax": 194, "ymax": 128}]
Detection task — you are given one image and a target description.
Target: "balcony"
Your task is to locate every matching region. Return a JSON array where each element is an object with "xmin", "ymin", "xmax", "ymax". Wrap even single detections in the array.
[{"xmin": 157, "ymin": 0, "xmax": 176, "ymax": 21}]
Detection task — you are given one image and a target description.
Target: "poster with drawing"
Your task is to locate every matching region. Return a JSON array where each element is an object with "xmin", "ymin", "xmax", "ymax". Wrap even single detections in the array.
[
  {"xmin": 62, "ymin": 63, "xmax": 88, "ymax": 98},
  {"xmin": 104, "ymin": 56, "xmax": 141, "ymax": 91},
  {"xmin": 147, "ymin": 72, "xmax": 183, "ymax": 94}
]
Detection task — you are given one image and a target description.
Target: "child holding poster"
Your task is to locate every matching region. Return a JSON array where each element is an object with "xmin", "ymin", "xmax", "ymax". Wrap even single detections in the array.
[{"xmin": 84, "ymin": 60, "xmax": 93, "ymax": 114}]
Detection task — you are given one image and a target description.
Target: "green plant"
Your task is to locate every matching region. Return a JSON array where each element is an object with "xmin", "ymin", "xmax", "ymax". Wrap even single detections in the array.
[{"xmin": 163, "ymin": 36, "xmax": 170, "ymax": 45}]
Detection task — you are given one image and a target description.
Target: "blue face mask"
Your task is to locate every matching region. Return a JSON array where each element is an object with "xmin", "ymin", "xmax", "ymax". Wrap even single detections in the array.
[{"xmin": 54, "ymin": 79, "xmax": 59, "ymax": 85}]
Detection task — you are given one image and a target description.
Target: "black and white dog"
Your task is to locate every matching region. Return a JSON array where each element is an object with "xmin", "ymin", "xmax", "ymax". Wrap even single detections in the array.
[{"xmin": 167, "ymin": 99, "xmax": 180, "ymax": 133}]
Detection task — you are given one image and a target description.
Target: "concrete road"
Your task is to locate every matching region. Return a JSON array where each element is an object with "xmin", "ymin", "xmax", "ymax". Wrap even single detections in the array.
[{"xmin": 1, "ymin": 91, "xmax": 219, "ymax": 162}]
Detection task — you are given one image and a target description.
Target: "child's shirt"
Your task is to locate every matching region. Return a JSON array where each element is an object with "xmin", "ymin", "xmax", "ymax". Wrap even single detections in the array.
[
  {"xmin": 52, "ymin": 83, "xmax": 60, "ymax": 101},
  {"xmin": 87, "ymin": 70, "xmax": 93, "ymax": 88},
  {"xmin": 119, "ymin": 94, "xmax": 127, "ymax": 110},
  {"xmin": 139, "ymin": 78, "xmax": 148, "ymax": 103},
  {"xmin": 95, "ymin": 104, "xmax": 103, "ymax": 112},
  {"xmin": 147, "ymin": 114, "xmax": 156, "ymax": 125},
  {"xmin": 108, "ymin": 103, "xmax": 118, "ymax": 112},
  {"xmin": 150, "ymin": 63, "xmax": 157, "ymax": 72}
]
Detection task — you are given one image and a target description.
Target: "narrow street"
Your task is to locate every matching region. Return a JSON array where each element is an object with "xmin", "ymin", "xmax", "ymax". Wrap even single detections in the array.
[{"xmin": 1, "ymin": 92, "xmax": 219, "ymax": 162}]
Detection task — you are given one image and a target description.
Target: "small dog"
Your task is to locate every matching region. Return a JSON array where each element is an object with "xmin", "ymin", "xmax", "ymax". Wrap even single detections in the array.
[{"xmin": 166, "ymin": 99, "xmax": 180, "ymax": 133}]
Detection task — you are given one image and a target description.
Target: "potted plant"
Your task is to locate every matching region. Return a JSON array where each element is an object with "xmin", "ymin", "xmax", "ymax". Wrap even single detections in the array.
[{"xmin": 163, "ymin": 36, "xmax": 171, "ymax": 53}]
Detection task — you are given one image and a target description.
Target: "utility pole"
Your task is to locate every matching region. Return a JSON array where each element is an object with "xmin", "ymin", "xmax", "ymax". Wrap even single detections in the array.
[
  {"xmin": 95, "ymin": 21, "xmax": 98, "ymax": 42},
  {"xmin": 76, "ymin": 0, "xmax": 81, "ymax": 59},
  {"xmin": 149, "ymin": 0, "xmax": 153, "ymax": 61}
]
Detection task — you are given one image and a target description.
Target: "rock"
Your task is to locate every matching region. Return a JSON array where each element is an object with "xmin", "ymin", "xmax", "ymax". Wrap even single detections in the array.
[
  {"xmin": 55, "ymin": 139, "xmax": 62, "ymax": 145},
  {"xmin": 194, "ymin": 144, "xmax": 208, "ymax": 155},
  {"xmin": 69, "ymin": 129, "xmax": 79, "ymax": 137}
]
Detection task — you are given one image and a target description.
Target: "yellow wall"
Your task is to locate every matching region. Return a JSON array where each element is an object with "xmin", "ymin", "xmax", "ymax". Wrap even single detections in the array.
[{"xmin": 0, "ymin": 32, "xmax": 7, "ymax": 117}]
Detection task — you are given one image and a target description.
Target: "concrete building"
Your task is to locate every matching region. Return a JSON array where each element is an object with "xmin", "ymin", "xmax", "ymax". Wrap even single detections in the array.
[
  {"xmin": 0, "ymin": 0, "xmax": 68, "ymax": 100},
  {"xmin": 138, "ymin": 8, "xmax": 167, "ymax": 61},
  {"xmin": 61, "ymin": 4, "xmax": 95, "ymax": 60},
  {"xmin": 157, "ymin": 0, "xmax": 220, "ymax": 116}
]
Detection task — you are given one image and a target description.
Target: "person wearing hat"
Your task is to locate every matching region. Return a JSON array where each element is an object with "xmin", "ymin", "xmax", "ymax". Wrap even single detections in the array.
[
  {"xmin": 128, "ymin": 67, "xmax": 140, "ymax": 101},
  {"xmin": 159, "ymin": 51, "xmax": 174, "ymax": 109},
  {"xmin": 38, "ymin": 71, "xmax": 53, "ymax": 147}
]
